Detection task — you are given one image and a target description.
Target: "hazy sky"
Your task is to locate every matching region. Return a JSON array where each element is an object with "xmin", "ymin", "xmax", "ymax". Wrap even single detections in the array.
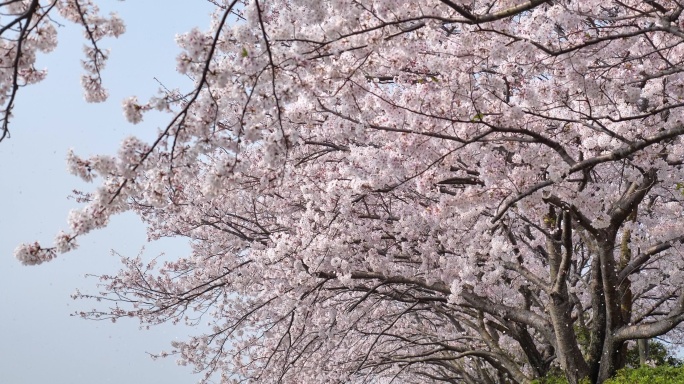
[{"xmin": 0, "ymin": 2, "xmax": 217, "ymax": 383}]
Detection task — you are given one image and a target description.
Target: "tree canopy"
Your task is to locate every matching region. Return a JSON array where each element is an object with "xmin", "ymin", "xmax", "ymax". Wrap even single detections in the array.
[{"xmin": 8, "ymin": 1, "xmax": 684, "ymax": 383}]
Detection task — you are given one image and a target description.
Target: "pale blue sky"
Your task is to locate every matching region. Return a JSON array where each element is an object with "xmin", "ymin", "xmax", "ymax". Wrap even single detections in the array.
[{"xmin": 0, "ymin": 2, "xmax": 217, "ymax": 383}]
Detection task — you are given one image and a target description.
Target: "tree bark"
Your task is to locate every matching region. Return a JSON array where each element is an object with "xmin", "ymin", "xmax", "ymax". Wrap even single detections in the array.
[
  {"xmin": 547, "ymin": 209, "xmax": 590, "ymax": 384},
  {"xmin": 638, "ymin": 339, "xmax": 650, "ymax": 365},
  {"xmin": 596, "ymin": 238, "xmax": 625, "ymax": 383}
]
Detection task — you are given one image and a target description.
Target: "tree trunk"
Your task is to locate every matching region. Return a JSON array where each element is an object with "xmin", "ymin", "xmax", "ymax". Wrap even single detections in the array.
[
  {"xmin": 547, "ymin": 210, "xmax": 590, "ymax": 384},
  {"xmin": 587, "ymin": 255, "xmax": 606, "ymax": 383},
  {"xmin": 638, "ymin": 339, "xmax": 650, "ymax": 365},
  {"xmin": 597, "ymin": 239, "xmax": 626, "ymax": 382}
]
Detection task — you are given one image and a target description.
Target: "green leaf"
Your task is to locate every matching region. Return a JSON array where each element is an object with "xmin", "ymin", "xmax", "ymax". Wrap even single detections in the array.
[
  {"xmin": 471, "ymin": 113, "xmax": 485, "ymax": 122},
  {"xmin": 605, "ymin": 366, "xmax": 684, "ymax": 384}
]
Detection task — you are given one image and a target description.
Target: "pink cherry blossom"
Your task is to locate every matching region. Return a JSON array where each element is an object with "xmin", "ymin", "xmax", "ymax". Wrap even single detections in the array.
[{"xmin": 10, "ymin": 1, "xmax": 684, "ymax": 383}]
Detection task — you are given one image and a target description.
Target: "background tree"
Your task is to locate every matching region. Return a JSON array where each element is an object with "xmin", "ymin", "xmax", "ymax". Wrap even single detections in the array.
[
  {"xmin": 10, "ymin": 1, "xmax": 684, "ymax": 383},
  {"xmin": 625, "ymin": 340, "xmax": 683, "ymax": 368}
]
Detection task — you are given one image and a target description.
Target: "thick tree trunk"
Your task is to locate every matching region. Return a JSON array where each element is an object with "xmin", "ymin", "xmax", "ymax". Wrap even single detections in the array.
[
  {"xmin": 587, "ymin": 255, "xmax": 606, "ymax": 383},
  {"xmin": 597, "ymin": 337, "xmax": 624, "ymax": 383},
  {"xmin": 547, "ymin": 210, "xmax": 590, "ymax": 384},
  {"xmin": 597, "ymin": 178, "xmax": 653, "ymax": 382},
  {"xmin": 597, "ymin": 240, "xmax": 626, "ymax": 383},
  {"xmin": 617, "ymin": 226, "xmax": 633, "ymax": 370},
  {"xmin": 549, "ymin": 294, "xmax": 590, "ymax": 384}
]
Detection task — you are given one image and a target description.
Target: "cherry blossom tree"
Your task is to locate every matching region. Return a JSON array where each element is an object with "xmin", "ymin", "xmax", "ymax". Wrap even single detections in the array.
[
  {"xmin": 0, "ymin": 0, "xmax": 125, "ymax": 141},
  {"xmin": 11, "ymin": 0, "xmax": 684, "ymax": 383}
]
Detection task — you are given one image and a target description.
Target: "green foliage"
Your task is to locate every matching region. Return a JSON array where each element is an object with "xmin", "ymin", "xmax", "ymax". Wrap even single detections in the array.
[
  {"xmin": 604, "ymin": 365, "xmax": 684, "ymax": 384},
  {"xmin": 530, "ymin": 375, "xmax": 569, "ymax": 384},
  {"xmin": 530, "ymin": 341, "xmax": 682, "ymax": 383},
  {"xmin": 676, "ymin": 182, "xmax": 684, "ymax": 194},
  {"xmin": 470, "ymin": 112, "xmax": 485, "ymax": 122},
  {"xmin": 531, "ymin": 376, "xmax": 590, "ymax": 384},
  {"xmin": 625, "ymin": 341, "xmax": 682, "ymax": 368},
  {"xmin": 531, "ymin": 366, "xmax": 684, "ymax": 384},
  {"xmin": 574, "ymin": 323, "xmax": 590, "ymax": 351}
]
